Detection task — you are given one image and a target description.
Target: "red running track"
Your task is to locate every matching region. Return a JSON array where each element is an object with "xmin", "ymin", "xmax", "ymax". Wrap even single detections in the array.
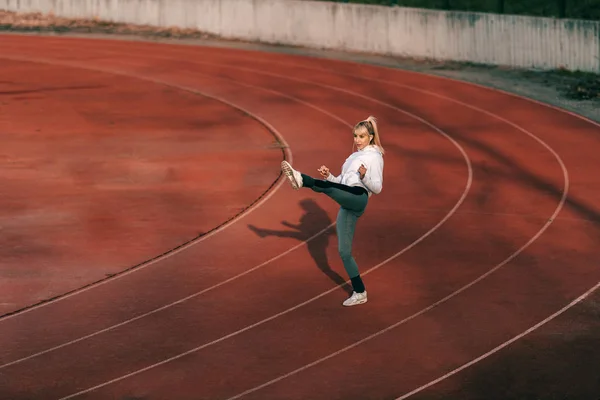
[{"xmin": 0, "ymin": 34, "xmax": 599, "ymax": 400}]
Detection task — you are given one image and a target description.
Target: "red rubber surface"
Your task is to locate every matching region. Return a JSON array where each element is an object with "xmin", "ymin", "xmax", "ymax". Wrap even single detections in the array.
[
  {"xmin": 0, "ymin": 55, "xmax": 283, "ymax": 316},
  {"xmin": 0, "ymin": 34, "xmax": 599, "ymax": 400}
]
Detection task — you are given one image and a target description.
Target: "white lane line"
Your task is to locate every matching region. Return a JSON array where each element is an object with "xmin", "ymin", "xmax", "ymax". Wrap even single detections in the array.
[
  {"xmin": 395, "ymin": 281, "xmax": 600, "ymax": 399},
  {"xmin": 5, "ymin": 38, "xmax": 588, "ymax": 400},
  {"xmin": 211, "ymin": 54, "xmax": 572, "ymax": 400},
  {"xmin": 59, "ymin": 142, "xmax": 471, "ymax": 400},
  {"xmin": 155, "ymin": 37, "xmax": 595, "ymax": 400},
  {"xmin": 0, "ymin": 52, "xmax": 466, "ymax": 373},
  {"xmin": 226, "ymin": 154, "xmax": 566, "ymax": 399},
  {"xmin": 83, "ymin": 42, "xmax": 569, "ymax": 400},
  {"xmin": 0, "ymin": 57, "xmax": 352, "ymax": 369},
  {"xmin": 1, "ymin": 52, "xmax": 471, "ymax": 400},
  {"xmin": 0, "ymin": 225, "xmax": 335, "ymax": 369},
  {"xmin": 0, "ymin": 54, "xmax": 292, "ymax": 322}
]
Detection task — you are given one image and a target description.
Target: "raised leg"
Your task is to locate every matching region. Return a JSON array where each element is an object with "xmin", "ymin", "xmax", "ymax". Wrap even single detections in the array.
[
  {"xmin": 302, "ymin": 173, "xmax": 367, "ymax": 214},
  {"xmin": 281, "ymin": 160, "xmax": 368, "ymax": 214}
]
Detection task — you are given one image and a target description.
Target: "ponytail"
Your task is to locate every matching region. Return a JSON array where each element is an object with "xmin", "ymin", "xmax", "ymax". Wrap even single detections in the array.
[{"xmin": 356, "ymin": 115, "xmax": 385, "ymax": 155}]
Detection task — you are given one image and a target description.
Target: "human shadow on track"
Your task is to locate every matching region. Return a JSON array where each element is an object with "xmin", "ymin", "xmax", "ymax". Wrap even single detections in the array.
[{"xmin": 247, "ymin": 198, "xmax": 352, "ymax": 295}]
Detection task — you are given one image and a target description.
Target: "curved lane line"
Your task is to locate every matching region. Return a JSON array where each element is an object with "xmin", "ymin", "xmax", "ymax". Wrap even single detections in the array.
[
  {"xmin": 0, "ymin": 59, "xmax": 358, "ymax": 368},
  {"xmin": 0, "ymin": 52, "xmax": 473, "ymax": 400},
  {"xmin": 225, "ymin": 113, "xmax": 569, "ymax": 399},
  {"xmin": 0, "ymin": 54, "xmax": 292, "ymax": 322},
  {"xmin": 0, "ymin": 55, "xmax": 468, "ymax": 372},
  {"xmin": 395, "ymin": 281, "xmax": 600, "ymax": 399},
  {"xmin": 1, "ymin": 37, "xmax": 590, "ymax": 400},
  {"xmin": 79, "ymin": 36, "xmax": 597, "ymax": 400}
]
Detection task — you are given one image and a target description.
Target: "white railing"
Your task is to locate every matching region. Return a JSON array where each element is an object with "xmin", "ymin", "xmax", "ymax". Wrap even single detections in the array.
[{"xmin": 1, "ymin": 0, "xmax": 598, "ymax": 73}]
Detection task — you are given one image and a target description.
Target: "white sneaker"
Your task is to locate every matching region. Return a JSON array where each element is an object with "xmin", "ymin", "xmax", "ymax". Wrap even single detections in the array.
[
  {"xmin": 281, "ymin": 160, "xmax": 303, "ymax": 190},
  {"xmin": 343, "ymin": 291, "xmax": 367, "ymax": 307}
]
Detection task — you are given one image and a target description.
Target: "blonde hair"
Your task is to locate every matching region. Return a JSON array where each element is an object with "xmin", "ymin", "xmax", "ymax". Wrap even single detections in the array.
[{"xmin": 353, "ymin": 116, "xmax": 385, "ymax": 155}]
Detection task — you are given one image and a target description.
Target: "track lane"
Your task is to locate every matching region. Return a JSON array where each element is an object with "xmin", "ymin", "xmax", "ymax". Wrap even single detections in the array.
[
  {"xmin": 0, "ymin": 38, "xmax": 472, "ymax": 400},
  {"xmin": 0, "ymin": 39, "xmax": 468, "ymax": 358},
  {"xmin": 1, "ymin": 40, "xmax": 556, "ymax": 400},
  {"xmin": 402, "ymin": 284, "xmax": 600, "ymax": 400},
  {"xmin": 66, "ymin": 140, "xmax": 565, "ymax": 400},
  {"xmin": 0, "ymin": 58, "xmax": 284, "ymax": 315},
  {"xmin": 4, "ymin": 35, "xmax": 600, "ymax": 400},
  {"xmin": 160, "ymin": 40, "xmax": 600, "ymax": 400},
  {"xmin": 47, "ymin": 38, "xmax": 592, "ymax": 400},
  {"xmin": 0, "ymin": 72, "xmax": 347, "ymax": 364}
]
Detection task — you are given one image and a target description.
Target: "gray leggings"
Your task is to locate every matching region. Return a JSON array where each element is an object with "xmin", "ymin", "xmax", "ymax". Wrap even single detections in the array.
[{"xmin": 302, "ymin": 174, "xmax": 368, "ymax": 279}]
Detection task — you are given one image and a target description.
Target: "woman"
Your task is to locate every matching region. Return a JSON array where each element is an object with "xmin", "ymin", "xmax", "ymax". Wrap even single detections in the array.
[{"xmin": 281, "ymin": 116, "xmax": 385, "ymax": 307}]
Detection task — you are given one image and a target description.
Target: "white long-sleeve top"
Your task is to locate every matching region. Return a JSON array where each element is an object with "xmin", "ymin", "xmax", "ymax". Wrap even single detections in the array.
[{"xmin": 325, "ymin": 145, "xmax": 384, "ymax": 196}]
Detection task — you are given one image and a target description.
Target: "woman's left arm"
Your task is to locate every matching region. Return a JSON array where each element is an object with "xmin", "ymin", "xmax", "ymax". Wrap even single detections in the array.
[{"xmin": 361, "ymin": 157, "xmax": 384, "ymax": 194}]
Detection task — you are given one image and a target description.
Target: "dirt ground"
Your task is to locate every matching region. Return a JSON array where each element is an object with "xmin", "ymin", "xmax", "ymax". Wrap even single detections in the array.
[{"xmin": 1, "ymin": 9, "xmax": 598, "ymax": 123}]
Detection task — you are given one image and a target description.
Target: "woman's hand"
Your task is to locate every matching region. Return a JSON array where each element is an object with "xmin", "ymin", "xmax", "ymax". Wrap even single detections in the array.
[
  {"xmin": 358, "ymin": 164, "xmax": 367, "ymax": 179},
  {"xmin": 318, "ymin": 165, "xmax": 330, "ymax": 178}
]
